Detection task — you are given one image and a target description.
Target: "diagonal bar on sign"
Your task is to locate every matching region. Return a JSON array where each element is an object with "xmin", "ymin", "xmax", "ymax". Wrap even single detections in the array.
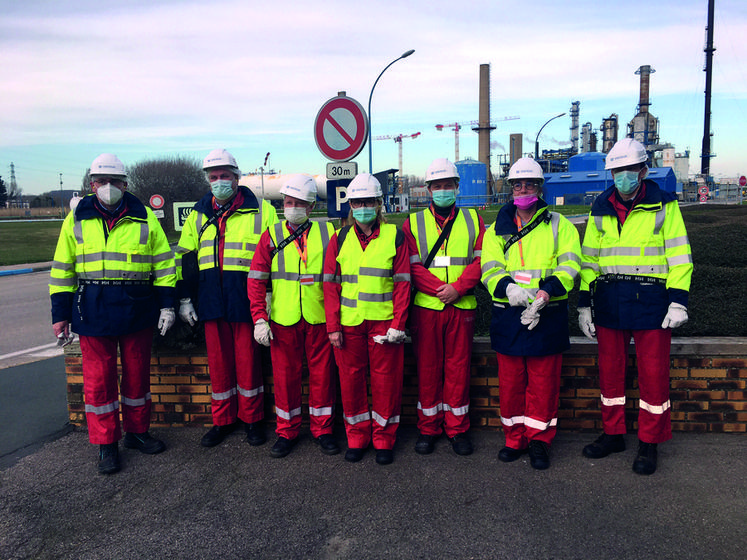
[{"xmin": 326, "ymin": 113, "xmax": 356, "ymax": 146}]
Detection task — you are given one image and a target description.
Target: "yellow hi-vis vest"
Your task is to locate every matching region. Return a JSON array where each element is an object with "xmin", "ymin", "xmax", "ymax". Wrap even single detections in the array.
[
  {"xmin": 410, "ymin": 207, "xmax": 480, "ymax": 310},
  {"xmin": 267, "ymin": 220, "xmax": 333, "ymax": 326},
  {"xmin": 337, "ymin": 223, "xmax": 398, "ymax": 326}
]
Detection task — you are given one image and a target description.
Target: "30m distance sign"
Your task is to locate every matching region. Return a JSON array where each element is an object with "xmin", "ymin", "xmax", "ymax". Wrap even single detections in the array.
[{"xmin": 326, "ymin": 162, "xmax": 357, "ymax": 179}]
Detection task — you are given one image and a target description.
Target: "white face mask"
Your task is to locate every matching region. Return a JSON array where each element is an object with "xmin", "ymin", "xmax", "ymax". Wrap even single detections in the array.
[
  {"xmin": 283, "ymin": 206, "xmax": 309, "ymax": 225},
  {"xmin": 96, "ymin": 184, "xmax": 123, "ymax": 206}
]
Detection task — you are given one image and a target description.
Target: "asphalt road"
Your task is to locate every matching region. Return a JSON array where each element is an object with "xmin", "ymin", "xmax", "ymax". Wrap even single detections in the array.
[{"xmin": 0, "ymin": 268, "xmax": 64, "ymax": 368}]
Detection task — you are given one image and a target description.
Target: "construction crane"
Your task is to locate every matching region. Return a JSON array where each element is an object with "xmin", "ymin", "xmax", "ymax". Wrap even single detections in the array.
[
  {"xmin": 435, "ymin": 116, "xmax": 519, "ymax": 161},
  {"xmin": 374, "ymin": 132, "xmax": 421, "ymax": 192}
]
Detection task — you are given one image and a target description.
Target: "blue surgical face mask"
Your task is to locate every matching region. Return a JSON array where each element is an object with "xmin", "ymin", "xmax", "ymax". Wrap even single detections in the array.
[
  {"xmin": 432, "ymin": 189, "xmax": 456, "ymax": 207},
  {"xmin": 614, "ymin": 170, "xmax": 640, "ymax": 195},
  {"xmin": 211, "ymin": 179, "xmax": 234, "ymax": 201},
  {"xmin": 352, "ymin": 207, "xmax": 377, "ymax": 225}
]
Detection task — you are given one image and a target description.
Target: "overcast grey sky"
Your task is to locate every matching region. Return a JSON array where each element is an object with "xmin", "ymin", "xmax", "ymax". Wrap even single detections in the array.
[{"xmin": 2, "ymin": 0, "xmax": 745, "ymax": 195}]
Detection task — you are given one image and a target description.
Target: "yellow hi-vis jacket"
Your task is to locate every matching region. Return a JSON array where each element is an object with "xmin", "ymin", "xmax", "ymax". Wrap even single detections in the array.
[
  {"xmin": 579, "ymin": 181, "xmax": 692, "ymax": 330},
  {"xmin": 49, "ymin": 192, "xmax": 176, "ymax": 336},
  {"xmin": 175, "ymin": 187, "xmax": 278, "ymax": 323},
  {"xmin": 410, "ymin": 207, "xmax": 480, "ymax": 310}
]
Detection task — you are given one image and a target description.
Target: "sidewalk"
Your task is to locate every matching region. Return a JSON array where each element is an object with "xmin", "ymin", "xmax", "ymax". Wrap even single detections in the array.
[
  {"xmin": 1, "ymin": 426, "xmax": 745, "ymax": 560},
  {"xmin": 0, "ymin": 261, "xmax": 52, "ymax": 276}
]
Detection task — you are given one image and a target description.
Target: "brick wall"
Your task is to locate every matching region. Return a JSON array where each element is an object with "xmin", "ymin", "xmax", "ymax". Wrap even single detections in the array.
[{"xmin": 65, "ymin": 337, "xmax": 747, "ymax": 434}]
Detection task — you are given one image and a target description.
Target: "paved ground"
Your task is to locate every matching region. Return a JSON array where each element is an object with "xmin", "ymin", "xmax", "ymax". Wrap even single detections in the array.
[{"xmin": 1, "ymin": 426, "xmax": 745, "ymax": 560}]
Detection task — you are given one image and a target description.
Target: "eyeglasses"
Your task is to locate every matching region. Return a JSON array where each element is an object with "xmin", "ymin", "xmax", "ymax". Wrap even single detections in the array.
[
  {"xmin": 511, "ymin": 181, "xmax": 539, "ymax": 192},
  {"xmin": 349, "ymin": 198, "xmax": 377, "ymax": 208},
  {"xmin": 92, "ymin": 177, "xmax": 125, "ymax": 187}
]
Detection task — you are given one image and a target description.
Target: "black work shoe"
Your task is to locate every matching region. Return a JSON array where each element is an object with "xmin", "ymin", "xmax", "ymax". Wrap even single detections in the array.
[
  {"xmin": 123, "ymin": 432, "xmax": 166, "ymax": 454},
  {"xmin": 316, "ymin": 434, "xmax": 341, "ymax": 455},
  {"xmin": 200, "ymin": 423, "xmax": 237, "ymax": 447},
  {"xmin": 582, "ymin": 433, "xmax": 626, "ymax": 459},
  {"xmin": 375, "ymin": 449, "xmax": 394, "ymax": 465},
  {"xmin": 414, "ymin": 434, "xmax": 437, "ymax": 455},
  {"xmin": 245, "ymin": 422, "xmax": 267, "ymax": 446},
  {"xmin": 528, "ymin": 440, "xmax": 550, "ymax": 470},
  {"xmin": 450, "ymin": 433, "xmax": 474, "ymax": 456},
  {"xmin": 344, "ymin": 447, "xmax": 365, "ymax": 462},
  {"xmin": 98, "ymin": 443, "xmax": 121, "ymax": 475},
  {"xmin": 270, "ymin": 436, "xmax": 297, "ymax": 458},
  {"xmin": 632, "ymin": 441, "xmax": 658, "ymax": 475},
  {"xmin": 498, "ymin": 446, "xmax": 528, "ymax": 463}
]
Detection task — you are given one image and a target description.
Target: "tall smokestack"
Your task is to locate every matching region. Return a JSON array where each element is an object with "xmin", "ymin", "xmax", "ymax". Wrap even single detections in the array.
[
  {"xmin": 635, "ymin": 65, "xmax": 654, "ymax": 114},
  {"xmin": 474, "ymin": 63, "xmax": 495, "ymax": 193},
  {"xmin": 701, "ymin": 0, "xmax": 715, "ymax": 177}
]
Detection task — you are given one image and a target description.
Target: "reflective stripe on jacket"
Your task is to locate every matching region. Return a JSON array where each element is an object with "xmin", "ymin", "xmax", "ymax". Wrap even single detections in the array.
[
  {"xmin": 410, "ymin": 207, "xmax": 479, "ymax": 310},
  {"xmin": 49, "ymin": 192, "xmax": 176, "ymax": 336}
]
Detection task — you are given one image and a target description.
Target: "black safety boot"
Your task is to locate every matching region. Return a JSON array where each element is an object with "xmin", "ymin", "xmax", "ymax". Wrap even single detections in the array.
[
  {"xmin": 582, "ymin": 433, "xmax": 626, "ymax": 459},
  {"xmin": 123, "ymin": 432, "xmax": 166, "ymax": 454},
  {"xmin": 632, "ymin": 441, "xmax": 658, "ymax": 475},
  {"xmin": 98, "ymin": 443, "xmax": 120, "ymax": 475}
]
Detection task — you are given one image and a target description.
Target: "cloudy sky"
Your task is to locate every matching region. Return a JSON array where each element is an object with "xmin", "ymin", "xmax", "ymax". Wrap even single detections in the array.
[{"xmin": 2, "ymin": 0, "xmax": 745, "ymax": 196}]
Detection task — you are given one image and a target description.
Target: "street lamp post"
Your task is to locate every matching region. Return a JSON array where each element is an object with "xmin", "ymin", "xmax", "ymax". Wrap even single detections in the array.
[
  {"xmin": 368, "ymin": 49, "xmax": 415, "ymax": 173},
  {"xmin": 535, "ymin": 112, "xmax": 566, "ymax": 169}
]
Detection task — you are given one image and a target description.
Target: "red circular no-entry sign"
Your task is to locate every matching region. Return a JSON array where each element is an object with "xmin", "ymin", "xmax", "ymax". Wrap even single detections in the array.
[
  {"xmin": 149, "ymin": 194, "xmax": 164, "ymax": 209},
  {"xmin": 314, "ymin": 95, "xmax": 369, "ymax": 162}
]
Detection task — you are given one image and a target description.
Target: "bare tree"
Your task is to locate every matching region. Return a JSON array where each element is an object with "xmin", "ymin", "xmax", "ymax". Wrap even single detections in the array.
[{"xmin": 127, "ymin": 156, "xmax": 208, "ymax": 234}]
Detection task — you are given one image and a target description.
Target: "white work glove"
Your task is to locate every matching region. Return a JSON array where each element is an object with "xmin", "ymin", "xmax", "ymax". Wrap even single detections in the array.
[
  {"xmin": 661, "ymin": 302, "xmax": 688, "ymax": 329},
  {"xmin": 578, "ymin": 307, "xmax": 596, "ymax": 340},
  {"xmin": 373, "ymin": 328, "xmax": 406, "ymax": 344},
  {"xmin": 158, "ymin": 308, "xmax": 176, "ymax": 336},
  {"xmin": 386, "ymin": 328, "xmax": 406, "ymax": 344},
  {"xmin": 254, "ymin": 319, "xmax": 273, "ymax": 347},
  {"xmin": 520, "ymin": 294, "xmax": 549, "ymax": 331},
  {"xmin": 506, "ymin": 283, "xmax": 531, "ymax": 307},
  {"xmin": 179, "ymin": 298, "xmax": 198, "ymax": 326}
]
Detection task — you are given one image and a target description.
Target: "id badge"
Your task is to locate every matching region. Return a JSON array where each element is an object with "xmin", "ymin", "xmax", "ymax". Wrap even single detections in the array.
[
  {"xmin": 433, "ymin": 256, "xmax": 450, "ymax": 267},
  {"xmin": 299, "ymin": 275, "xmax": 314, "ymax": 286},
  {"xmin": 514, "ymin": 272, "xmax": 533, "ymax": 285}
]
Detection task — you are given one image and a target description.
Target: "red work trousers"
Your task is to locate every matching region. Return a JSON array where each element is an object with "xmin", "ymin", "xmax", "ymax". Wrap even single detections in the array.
[
  {"xmin": 270, "ymin": 319, "xmax": 336, "ymax": 440},
  {"xmin": 79, "ymin": 327, "xmax": 154, "ymax": 445},
  {"xmin": 204, "ymin": 319, "xmax": 264, "ymax": 426},
  {"xmin": 333, "ymin": 320, "xmax": 404, "ymax": 450},
  {"xmin": 596, "ymin": 326, "xmax": 672, "ymax": 444},
  {"xmin": 496, "ymin": 353, "xmax": 562, "ymax": 448},
  {"xmin": 411, "ymin": 305, "xmax": 474, "ymax": 438}
]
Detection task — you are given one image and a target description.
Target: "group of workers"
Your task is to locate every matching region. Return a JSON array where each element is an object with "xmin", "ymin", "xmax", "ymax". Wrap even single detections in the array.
[{"xmin": 50, "ymin": 137, "xmax": 692, "ymax": 478}]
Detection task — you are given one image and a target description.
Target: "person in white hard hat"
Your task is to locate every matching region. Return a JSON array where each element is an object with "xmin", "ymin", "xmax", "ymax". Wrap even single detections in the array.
[
  {"xmin": 402, "ymin": 158, "xmax": 485, "ymax": 457},
  {"xmin": 579, "ymin": 137, "xmax": 693, "ymax": 475},
  {"xmin": 175, "ymin": 149, "xmax": 278, "ymax": 448},
  {"xmin": 481, "ymin": 157, "xmax": 581, "ymax": 470},
  {"xmin": 323, "ymin": 173, "xmax": 411, "ymax": 465},
  {"xmin": 247, "ymin": 174, "xmax": 339, "ymax": 458},
  {"xmin": 49, "ymin": 153, "xmax": 176, "ymax": 475}
]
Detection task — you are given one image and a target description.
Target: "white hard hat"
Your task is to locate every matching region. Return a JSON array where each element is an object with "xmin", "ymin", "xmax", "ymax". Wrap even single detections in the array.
[
  {"xmin": 605, "ymin": 138, "xmax": 648, "ymax": 170},
  {"xmin": 508, "ymin": 157, "xmax": 544, "ymax": 186},
  {"xmin": 425, "ymin": 158, "xmax": 460, "ymax": 185},
  {"xmin": 347, "ymin": 173, "xmax": 382, "ymax": 199},
  {"xmin": 90, "ymin": 153, "xmax": 126, "ymax": 178},
  {"xmin": 203, "ymin": 148, "xmax": 241, "ymax": 177},
  {"xmin": 280, "ymin": 174, "xmax": 317, "ymax": 203}
]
